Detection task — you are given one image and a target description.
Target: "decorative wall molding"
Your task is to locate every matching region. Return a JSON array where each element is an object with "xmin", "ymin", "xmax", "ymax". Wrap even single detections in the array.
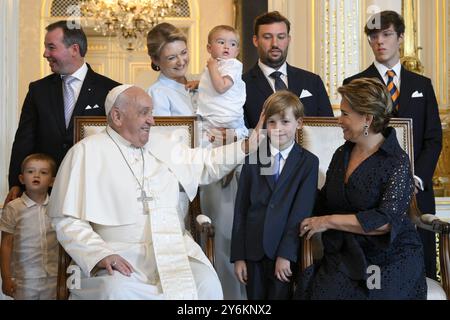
[
  {"xmin": 0, "ymin": 0, "xmax": 19, "ymax": 205},
  {"xmin": 268, "ymin": 0, "xmax": 317, "ymax": 73},
  {"xmin": 40, "ymin": 0, "xmax": 200, "ymax": 78},
  {"xmin": 268, "ymin": 0, "xmax": 361, "ymax": 105},
  {"xmin": 318, "ymin": 0, "xmax": 361, "ymax": 104},
  {"xmin": 418, "ymin": 0, "xmax": 448, "ymax": 109}
]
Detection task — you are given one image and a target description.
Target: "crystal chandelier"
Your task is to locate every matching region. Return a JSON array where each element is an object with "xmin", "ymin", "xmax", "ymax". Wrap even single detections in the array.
[{"xmin": 80, "ymin": 0, "xmax": 176, "ymax": 51}]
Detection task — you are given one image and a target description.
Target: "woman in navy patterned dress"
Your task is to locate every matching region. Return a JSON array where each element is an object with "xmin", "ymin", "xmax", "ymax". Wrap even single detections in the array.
[{"xmin": 295, "ymin": 78, "xmax": 426, "ymax": 300}]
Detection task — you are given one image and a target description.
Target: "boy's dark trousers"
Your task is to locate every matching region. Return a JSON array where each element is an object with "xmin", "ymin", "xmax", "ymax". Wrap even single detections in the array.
[{"xmin": 246, "ymin": 256, "xmax": 296, "ymax": 300}]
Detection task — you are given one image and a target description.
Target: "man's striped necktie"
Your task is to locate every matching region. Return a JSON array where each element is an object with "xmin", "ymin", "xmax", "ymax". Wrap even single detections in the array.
[{"xmin": 386, "ymin": 69, "xmax": 400, "ymax": 111}]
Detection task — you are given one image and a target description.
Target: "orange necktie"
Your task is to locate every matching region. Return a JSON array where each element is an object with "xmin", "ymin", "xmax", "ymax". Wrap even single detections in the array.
[{"xmin": 386, "ymin": 70, "xmax": 400, "ymax": 110}]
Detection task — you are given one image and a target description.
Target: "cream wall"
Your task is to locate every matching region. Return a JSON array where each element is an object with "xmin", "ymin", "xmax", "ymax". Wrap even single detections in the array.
[
  {"xmin": 419, "ymin": 0, "xmax": 449, "ymax": 109},
  {"xmin": 19, "ymin": 0, "xmax": 42, "ymax": 114},
  {"xmin": 268, "ymin": 0, "xmax": 316, "ymax": 72},
  {"xmin": 197, "ymin": 0, "xmax": 234, "ymax": 72},
  {"xmin": 0, "ymin": 0, "xmax": 19, "ymax": 207},
  {"xmin": 270, "ymin": 0, "xmax": 448, "ymax": 109},
  {"xmin": 270, "ymin": 0, "xmax": 402, "ymax": 84},
  {"xmin": 18, "ymin": 0, "xmax": 234, "ymax": 107}
]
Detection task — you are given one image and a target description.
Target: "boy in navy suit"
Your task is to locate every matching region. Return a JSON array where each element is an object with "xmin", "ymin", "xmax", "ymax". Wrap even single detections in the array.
[{"xmin": 231, "ymin": 91, "xmax": 318, "ymax": 299}]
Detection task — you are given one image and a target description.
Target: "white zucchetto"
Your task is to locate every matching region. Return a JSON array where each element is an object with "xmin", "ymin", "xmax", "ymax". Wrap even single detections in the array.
[{"xmin": 104, "ymin": 84, "xmax": 134, "ymax": 115}]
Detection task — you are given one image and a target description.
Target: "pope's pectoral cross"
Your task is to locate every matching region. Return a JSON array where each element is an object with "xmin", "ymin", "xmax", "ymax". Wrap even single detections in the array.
[{"xmin": 138, "ymin": 189, "xmax": 153, "ymax": 215}]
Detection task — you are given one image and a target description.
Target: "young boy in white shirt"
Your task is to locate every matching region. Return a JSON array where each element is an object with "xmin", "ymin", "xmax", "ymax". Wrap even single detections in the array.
[{"xmin": 0, "ymin": 153, "xmax": 58, "ymax": 299}]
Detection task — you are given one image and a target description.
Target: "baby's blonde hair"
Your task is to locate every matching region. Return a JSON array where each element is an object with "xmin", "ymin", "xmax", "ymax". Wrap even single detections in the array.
[{"xmin": 208, "ymin": 25, "xmax": 240, "ymax": 46}]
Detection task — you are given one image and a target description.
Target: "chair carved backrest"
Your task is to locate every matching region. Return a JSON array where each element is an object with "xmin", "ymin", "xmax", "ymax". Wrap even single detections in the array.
[
  {"xmin": 297, "ymin": 117, "xmax": 449, "ymax": 299},
  {"xmin": 57, "ymin": 116, "xmax": 206, "ymax": 299},
  {"xmin": 296, "ymin": 117, "xmax": 413, "ymax": 271},
  {"xmin": 296, "ymin": 117, "xmax": 414, "ymax": 189}
]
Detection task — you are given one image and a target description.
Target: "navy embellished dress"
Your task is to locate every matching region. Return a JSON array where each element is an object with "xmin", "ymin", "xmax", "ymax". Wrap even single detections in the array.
[{"xmin": 295, "ymin": 127, "xmax": 427, "ymax": 299}]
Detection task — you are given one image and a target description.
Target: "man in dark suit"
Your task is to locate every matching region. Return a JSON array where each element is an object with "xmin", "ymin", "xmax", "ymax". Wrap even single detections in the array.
[
  {"xmin": 243, "ymin": 11, "xmax": 333, "ymax": 128},
  {"xmin": 4, "ymin": 20, "xmax": 120, "ymax": 205},
  {"xmin": 344, "ymin": 11, "xmax": 442, "ymax": 279}
]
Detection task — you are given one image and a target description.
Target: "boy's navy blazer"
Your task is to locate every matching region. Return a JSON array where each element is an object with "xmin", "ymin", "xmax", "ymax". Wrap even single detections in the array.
[
  {"xmin": 242, "ymin": 63, "xmax": 333, "ymax": 128},
  {"xmin": 344, "ymin": 64, "xmax": 442, "ymax": 214},
  {"xmin": 231, "ymin": 141, "xmax": 319, "ymax": 263}
]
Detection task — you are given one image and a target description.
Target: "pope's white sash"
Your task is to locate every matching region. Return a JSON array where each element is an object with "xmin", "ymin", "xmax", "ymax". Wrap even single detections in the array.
[{"xmin": 149, "ymin": 207, "xmax": 198, "ymax": 299}]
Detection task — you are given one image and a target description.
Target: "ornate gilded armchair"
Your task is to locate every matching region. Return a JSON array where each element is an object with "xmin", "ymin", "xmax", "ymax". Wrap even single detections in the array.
[
  {"xmin": 56, "ymin": 116, "xmax": 215, "ymax": 299},
  {"xmin": 298, "ymin": 117, "xmax": 449, "ymax": 300}
]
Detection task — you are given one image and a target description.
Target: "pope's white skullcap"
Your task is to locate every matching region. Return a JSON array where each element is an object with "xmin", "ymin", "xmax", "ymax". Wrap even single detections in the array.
[{"xmin": 104, "ymin": 84, "xmax": 134, "ymax": 115}]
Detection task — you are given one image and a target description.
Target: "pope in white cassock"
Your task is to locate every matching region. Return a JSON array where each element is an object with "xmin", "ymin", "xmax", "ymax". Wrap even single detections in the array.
[{"xmin": 48, "ymin": 84, "xmax": 263, "ymax": 300}]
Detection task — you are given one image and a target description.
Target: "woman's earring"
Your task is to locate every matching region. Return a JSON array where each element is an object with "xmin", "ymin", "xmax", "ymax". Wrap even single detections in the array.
[
  {"xmin": 151, "ymin": 62, "xmax": 161, "ymax": 71},
  {"xmin": 363, "ymin": 124, "xmax": 369, "ymax": 136}
]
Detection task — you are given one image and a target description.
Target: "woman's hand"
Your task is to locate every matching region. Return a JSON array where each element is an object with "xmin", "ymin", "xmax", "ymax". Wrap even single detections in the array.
[
  {"xmin": 300, "ymin": 216, "xmax": 330, "ymax": 240},
  {"xmin": 185, "ymin": 80, "xmax": 199, "ymax": 91},
  {"xmin": 96, "ymin": 254, "xmax": 134, "ymax": 277},
  {"xmin": 275, "ymin": 257, "xmax": 292, "ymax": 283}
]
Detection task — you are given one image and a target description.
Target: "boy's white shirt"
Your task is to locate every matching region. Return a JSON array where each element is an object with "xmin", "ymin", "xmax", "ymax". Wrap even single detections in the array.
[
  {"xmin": 373, "ymin": 60, "xmax": 401, "ymax": 88},
  {"xmin": 269, "ymin": 141, "xmax": 295, "ymax": 173},
  {"xmin": 258, "ymin": 60, "xmax": 288, "ymax": 92},
  {"xmin": 0, "ymin": 193, "xmax": 58, "ymax": 279}
]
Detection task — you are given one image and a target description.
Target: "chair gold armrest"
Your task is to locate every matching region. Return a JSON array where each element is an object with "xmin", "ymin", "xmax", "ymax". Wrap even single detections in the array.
[
  {"xmin": 300, "ymin": 237, "xmax": 314, "ymax": 272},
  {"xmin": 408, "ymin": 195, "xmax": 450, "ymax": 299},
  {"xmin": 417, "ymin": 213, "xmax": 450, "ymax": 298},
  {"xmin": 188, "ymin": 195, "xmax": 216, "ymax": 266},
  {"xmin": 195, "ymin": 216, "xmax": 216, "ymax": 268},
  {"xmin": 419, "ymin": 222, "xmax": 450, "ymax": 299},
  {"xmin": 56, "ymin": 244, "xmax": 70, "ymax": 300}
]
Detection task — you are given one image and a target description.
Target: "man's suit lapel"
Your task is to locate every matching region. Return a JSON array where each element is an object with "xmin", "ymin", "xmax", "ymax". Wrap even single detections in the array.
[
  {"xmin": 365, "ymin": 64, "xmax": 385, "ymax": 83},
  {"xmin": 261, "ymin": 143, "xmax": 303, "ymax": 192},
  {"xmin": 368, "ymin": 64, "xmax": 413, "ymax": 117},
  {"xmin": 67, "ymin": 66, "xmax": 96, "ymax": 131},
  {"xmin": 50, "ymin": 74, "xmax": 67, "ymax": 135},
  {"xmin": 286, "ymin": 64, "xmax": 303, "ymax": 95},
  {"xmin": 259, "ymin": 141, "xmax": 276, "ymax": 191},
  {"xmin": 398, "ymin": 66, "xmax": 413, "ymax": 117},
  {"xmin": 250, "ymin": 64, "xmax": 274, "ymax": 97}
]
